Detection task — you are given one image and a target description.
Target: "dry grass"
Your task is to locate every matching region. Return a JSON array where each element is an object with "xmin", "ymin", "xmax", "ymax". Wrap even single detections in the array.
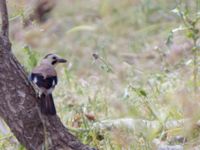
[{"xmin": 1, "ymin": 0, "xmax": 200, "ymax": 149}]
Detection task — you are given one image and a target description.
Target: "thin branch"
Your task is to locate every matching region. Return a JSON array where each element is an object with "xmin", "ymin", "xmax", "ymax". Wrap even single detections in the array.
[
  {"xmin": 0, "ymin": 0, "xmax": 9, "ymax": 38},
  {"xmin": 0, "ymin": 0, "xmax": 11, "ymax": 51}
]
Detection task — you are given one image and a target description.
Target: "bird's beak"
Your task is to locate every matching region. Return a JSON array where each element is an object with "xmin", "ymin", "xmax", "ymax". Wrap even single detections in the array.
[{"xmin": 57, "ymin": 58, "xmax": 67, "ymax": 63}]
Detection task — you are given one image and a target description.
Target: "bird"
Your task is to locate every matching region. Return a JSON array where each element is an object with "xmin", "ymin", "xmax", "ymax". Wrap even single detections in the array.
[{"xmin": 29, "ymin": 53, "xmax": 67, "ymax": 115}]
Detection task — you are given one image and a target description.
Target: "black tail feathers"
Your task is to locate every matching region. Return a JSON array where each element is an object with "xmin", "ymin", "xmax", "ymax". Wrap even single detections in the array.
[{"xmin": 40, "ymin": 93, "xmax": 56, "ymax": 115}]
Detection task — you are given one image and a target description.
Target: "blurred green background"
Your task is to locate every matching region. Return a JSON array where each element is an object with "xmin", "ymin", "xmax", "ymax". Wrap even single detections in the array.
[{"xmin": 2, "ymin": 0, "xmax": 200, "ymax": 149}]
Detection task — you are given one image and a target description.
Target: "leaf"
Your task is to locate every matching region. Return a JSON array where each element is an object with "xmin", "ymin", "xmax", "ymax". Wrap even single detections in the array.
[
  {"xmin": 130, "ymin": 86, "xmax": 147, "ymax": 97},
  {"xmin": 186, "ymin": 30, "xmax": 194, "ymax": 39},
  {"xmin": 171, "ymin": 8, "xmax": 182, "ymax": 17},
  {"xmin": 172, "ymin": 25, "xmax": 187, "ymax": 33},
  {"xmin": 67, "ymin": 25, "xmax": 96, "ymax": 34},
  {"xmin": 185, "ymin": 59, "xmax": 192, "ymax": 66},
  {"xmin": 166, "ymin": 31, "xmax": 173, "ymax": 46},
  {"xmin": 166, "ymin": 26, "xmax": 187, "ymax": 46},
  {"xmin": 139, "ymin": 89, "xmax": 147, "ymax": 97}
]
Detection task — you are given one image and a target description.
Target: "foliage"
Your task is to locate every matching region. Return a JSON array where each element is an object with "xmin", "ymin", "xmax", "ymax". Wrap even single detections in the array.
[
  {"xmin": 168, "ymin": 0, "xmax": 200, "ymax": 93},
  {"xmin": 22, "ymin": 46, "xmax": 38, "ymax": 71}
]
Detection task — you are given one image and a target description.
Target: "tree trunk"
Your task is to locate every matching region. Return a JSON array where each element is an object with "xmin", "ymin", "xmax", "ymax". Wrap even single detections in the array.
[{"xmin": 0, "ymin": 1, "xmax": 96, "ymax": 150}]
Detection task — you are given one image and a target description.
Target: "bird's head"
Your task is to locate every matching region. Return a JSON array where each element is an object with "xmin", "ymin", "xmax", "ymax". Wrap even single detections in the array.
[{"xmin": 42, "ymin": 53, "xmax": 67, "ymax": 66}]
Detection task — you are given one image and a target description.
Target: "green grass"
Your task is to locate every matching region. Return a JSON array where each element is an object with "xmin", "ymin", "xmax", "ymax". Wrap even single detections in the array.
[{"xmin": 3, "ymin": 0, "xmax": 200, "ymax": 149}]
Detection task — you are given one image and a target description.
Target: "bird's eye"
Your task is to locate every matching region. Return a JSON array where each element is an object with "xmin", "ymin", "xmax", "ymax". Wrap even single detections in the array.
[{"xmin": 52, "ymin": 56, "xmax": 56, "ymax": 60}]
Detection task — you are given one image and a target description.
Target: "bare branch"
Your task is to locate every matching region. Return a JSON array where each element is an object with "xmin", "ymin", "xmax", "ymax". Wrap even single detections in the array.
[
  {"xmin": 0, "ymin": 0, "xmax": 9, "ymax": 38},
  {"xmin": 0, "ymin": 0, "xmax": 11, "ymax": 51}
]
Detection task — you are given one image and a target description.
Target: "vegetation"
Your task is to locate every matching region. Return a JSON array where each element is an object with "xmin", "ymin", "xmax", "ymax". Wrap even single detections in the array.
[{"xmin": 1, "ymin": 0, "xmax": 200, "ymax": 149}]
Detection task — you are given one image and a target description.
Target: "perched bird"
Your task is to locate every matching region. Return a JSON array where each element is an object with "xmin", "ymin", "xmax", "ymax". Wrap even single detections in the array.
[{"xmin": 29, "ymin": 53, "xmax": 67, "ymax": 115}]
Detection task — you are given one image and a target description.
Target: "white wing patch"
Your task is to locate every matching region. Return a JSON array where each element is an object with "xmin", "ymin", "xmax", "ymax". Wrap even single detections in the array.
[
  {"xmin": 52, "ymin": 80, "xmax": 55, "ymax": 86},
  {"xmin": 33, "ymin": 77, "xmax": 38, "ymax": 84}
]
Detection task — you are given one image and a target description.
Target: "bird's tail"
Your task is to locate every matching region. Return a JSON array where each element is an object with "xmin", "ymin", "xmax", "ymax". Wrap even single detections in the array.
[{"xmin": 40, "ymin": 93, "xmax": 56, "ymax": 115}]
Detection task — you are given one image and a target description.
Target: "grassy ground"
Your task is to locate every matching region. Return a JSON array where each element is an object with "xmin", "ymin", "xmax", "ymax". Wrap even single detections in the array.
[{"xmin": 2, "ymin": 0, "xmax": 200, "ymax": 149}]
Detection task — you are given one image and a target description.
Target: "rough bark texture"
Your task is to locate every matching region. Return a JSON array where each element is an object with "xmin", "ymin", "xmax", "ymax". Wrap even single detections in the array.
[{"xmin": 0, "ymin": 0, "xmax": 96, "ymax": 150}]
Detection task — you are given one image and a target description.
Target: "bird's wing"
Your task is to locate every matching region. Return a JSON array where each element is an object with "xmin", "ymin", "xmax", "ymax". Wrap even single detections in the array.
[{"xmin": 30, "ymin": 64, "xmax": 57, "ymax": 89}]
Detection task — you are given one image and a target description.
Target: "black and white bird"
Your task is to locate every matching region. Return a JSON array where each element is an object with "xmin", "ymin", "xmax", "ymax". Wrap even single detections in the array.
[{"xmin": 29, "ymin": 53, "xmax": 67, "ymax": 115}]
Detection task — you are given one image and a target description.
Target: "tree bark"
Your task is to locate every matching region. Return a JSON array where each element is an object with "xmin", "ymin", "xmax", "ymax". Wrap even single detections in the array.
[{"xmin": 0, "ymin": 0, "xmax": 96, "ymax": 150}]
